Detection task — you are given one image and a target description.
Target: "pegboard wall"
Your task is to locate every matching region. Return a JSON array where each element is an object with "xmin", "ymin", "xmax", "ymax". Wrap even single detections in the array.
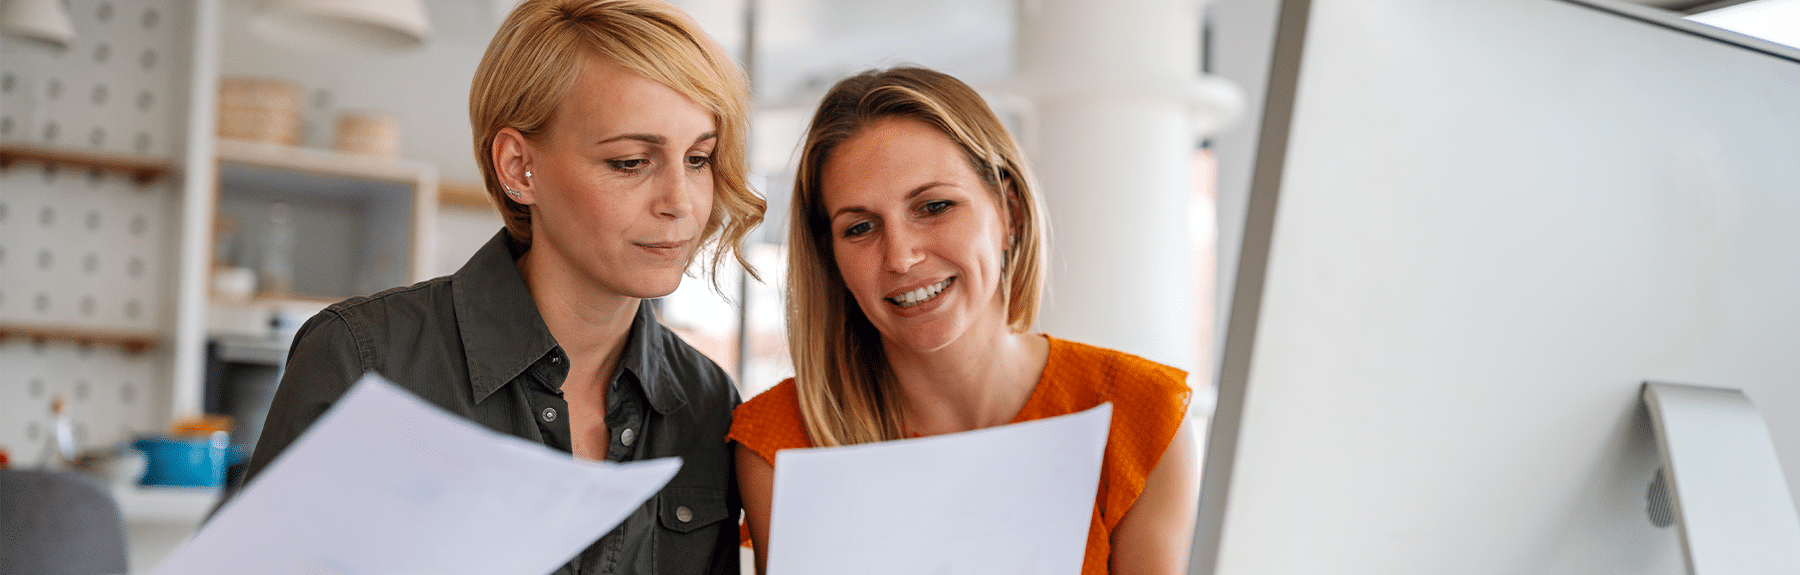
[{"xmin": 1, "ymin": 0, "xmax": 191, "ymax": 466}]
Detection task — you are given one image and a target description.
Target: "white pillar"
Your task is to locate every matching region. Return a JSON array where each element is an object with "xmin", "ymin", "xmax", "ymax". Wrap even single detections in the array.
[
  {"xmin": 1016, "ymin": 0, "xmax": 1239, "ymax": 373},
  {"xmin": 172, "ymin": 0, "xmax": 224, "ymax": 419}
]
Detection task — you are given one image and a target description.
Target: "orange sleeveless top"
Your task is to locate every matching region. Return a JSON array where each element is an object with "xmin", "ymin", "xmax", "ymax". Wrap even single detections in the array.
[{"xmin": 728, "ymin": 335, "xmax": 1191, "ymax": 575}]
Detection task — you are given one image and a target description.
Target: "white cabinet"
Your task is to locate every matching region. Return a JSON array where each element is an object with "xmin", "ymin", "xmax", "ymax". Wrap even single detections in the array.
[
  {"xmin": 166, "ymin": 0, "xmax": 440, "ymax": 422},
  {"xmin": 209, "ymin": 139, "xmax": 438, "ymax": 309}
]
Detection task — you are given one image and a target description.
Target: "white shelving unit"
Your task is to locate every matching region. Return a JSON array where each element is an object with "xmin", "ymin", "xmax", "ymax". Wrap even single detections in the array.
[
  {"xmin": 211, "ymin": 138, "xmax": 438, "ymax": 306},
  {"xmin": 167, "ymin": 19, "xmax": 440, "ymax": 420}
]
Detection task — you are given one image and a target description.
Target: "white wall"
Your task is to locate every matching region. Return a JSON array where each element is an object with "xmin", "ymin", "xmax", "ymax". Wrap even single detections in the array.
[{"xmin": 1, "ymin": 0, "xmax": 191, "ymax": 467}]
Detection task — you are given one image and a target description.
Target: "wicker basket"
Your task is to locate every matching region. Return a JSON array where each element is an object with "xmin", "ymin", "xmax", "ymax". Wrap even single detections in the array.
[
  {"xmin": 217, "ymin": 76, "xmax": 302, "ymax": 145},
  {"xmin": 333, "ymin": 111, "xmax": 399, "ymax": 157}
]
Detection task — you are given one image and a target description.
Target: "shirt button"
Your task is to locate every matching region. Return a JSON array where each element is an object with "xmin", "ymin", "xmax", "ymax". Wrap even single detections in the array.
[
  {"xmin": 675, "ymin": 505, "xmax": 693, "ymax": 523},
  {"xmin": 540, "ymin": 407, "xmax": 557, "ymax": 423},
  {"xmin": 550, "ymin": 355, "xmax": 560, "ymax": 365},
  {"xmin": 620, "ymin": 427, "xmax": 636, "ymax": 447}
]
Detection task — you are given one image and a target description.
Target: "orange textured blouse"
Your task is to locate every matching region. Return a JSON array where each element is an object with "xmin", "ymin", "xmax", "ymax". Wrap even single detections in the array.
[{"xmin": 728, "ymin": 335, "xmax": 1191, "ymax": 575}]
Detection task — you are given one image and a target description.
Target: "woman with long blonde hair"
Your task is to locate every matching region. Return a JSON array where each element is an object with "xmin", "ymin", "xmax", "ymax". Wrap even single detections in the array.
[{"xmin": 730, "ymin": 67, "xmax": 1199, "ymax": 575}]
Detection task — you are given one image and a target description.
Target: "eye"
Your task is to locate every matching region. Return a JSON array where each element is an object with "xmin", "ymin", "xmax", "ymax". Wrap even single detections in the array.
[
  {"xmin": 921, "ymin": 199, "xmax": 953, "ymax": 215},
  {"xmin": 685, "ymin": 154, "xmax": 712, "ymax": 170},
  {"xmin": 843, "ymin": 221, "xmax": 874, "ymax": 238},
  {"xmin": 607, "ymin": 158, "xmax": 648, "ymax": 173}
]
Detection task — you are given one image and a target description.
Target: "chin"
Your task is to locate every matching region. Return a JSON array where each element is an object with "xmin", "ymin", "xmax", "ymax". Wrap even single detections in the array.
[
  {"xmin": 878, "ymin": 322, "xmax": 962, "ymax": 355},
  {"xmin": 622, "ymin": 273, "xmax": 686, "ymax": 300}
]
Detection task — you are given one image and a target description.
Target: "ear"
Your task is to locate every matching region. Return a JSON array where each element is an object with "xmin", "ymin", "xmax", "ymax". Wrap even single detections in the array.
[
  {"xmin": 1001, "ymin": 176, "xmax": 1024, "ymax": 247},
  {"xmin": 492, "ymin": 127, "xmax": 537, "ymax": 204}
]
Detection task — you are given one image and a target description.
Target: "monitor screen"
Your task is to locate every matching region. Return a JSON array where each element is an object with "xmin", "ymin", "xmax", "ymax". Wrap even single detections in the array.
[{"xmin": 1193, "ymin": 1, "xmax": 1800, "ymax": 573}]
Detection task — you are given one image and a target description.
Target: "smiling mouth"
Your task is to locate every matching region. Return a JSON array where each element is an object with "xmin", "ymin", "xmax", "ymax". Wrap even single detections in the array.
[{"xmin": 887, "ymin": 277, "xmax": 954, "ymax": 308}]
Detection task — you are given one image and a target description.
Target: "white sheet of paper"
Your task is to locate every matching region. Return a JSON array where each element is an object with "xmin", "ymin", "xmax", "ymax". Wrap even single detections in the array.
[
  {"xmin": 766, "ymin": 403, "xmax": 1112, "ymax": 575},
  {"xmin": 150, "ymin": 372, "xmax": 681, "ymax": 575}
]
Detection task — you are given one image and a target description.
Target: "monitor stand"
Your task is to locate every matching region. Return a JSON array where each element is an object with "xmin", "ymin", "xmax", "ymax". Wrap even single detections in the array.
[{"xmin": 1641, "ymin": 382, "xmax": 1800, "ymax": 574}]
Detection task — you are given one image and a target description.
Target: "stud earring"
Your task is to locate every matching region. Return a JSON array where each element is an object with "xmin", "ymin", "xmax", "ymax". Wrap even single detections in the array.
[{"xmin": 524, "ymin": 170, "xmax": 532, "ymax": 178}]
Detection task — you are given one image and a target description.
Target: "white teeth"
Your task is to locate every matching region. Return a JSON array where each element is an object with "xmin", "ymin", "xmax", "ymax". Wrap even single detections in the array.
[{"xmin": 891, "ymin": 278, "xmax": 952, "ymax": 308}]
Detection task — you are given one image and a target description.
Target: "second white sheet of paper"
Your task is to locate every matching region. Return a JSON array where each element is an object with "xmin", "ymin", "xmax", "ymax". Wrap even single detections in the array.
[{"xmin": 768, "ymin": 402, "xmax": 1113, "ymax": 575}]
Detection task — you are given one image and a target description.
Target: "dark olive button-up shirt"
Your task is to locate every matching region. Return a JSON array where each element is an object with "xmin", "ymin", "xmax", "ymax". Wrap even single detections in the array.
[{"xmin": 241, "ymin": 230, "xmax": 741, "ymax": 575}]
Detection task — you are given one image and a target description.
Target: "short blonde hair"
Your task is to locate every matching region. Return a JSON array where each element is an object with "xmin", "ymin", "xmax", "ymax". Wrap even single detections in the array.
[
  {"xmin": 470, "ymin": 0, "xmax": 762, "ymax": 277},
  {"xmin": 787, "ymin": 67, "xmax": 1047, "ymax": 446}
]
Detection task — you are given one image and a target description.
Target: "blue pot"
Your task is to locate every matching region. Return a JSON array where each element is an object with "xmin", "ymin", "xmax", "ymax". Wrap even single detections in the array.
[{"xmin": 133, "ymin": 433, "xmax": 232, "ymax": 488}]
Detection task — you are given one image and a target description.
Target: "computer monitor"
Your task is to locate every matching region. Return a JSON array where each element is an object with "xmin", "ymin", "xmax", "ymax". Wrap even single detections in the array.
[{"xmin": 1192, "ymin": 0, "xmax": 1800, "ymax": 573}]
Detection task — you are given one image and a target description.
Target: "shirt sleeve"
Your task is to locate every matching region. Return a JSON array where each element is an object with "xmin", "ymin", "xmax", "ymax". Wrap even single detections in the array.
[
  {"xmin": 238, "ymin": 309, "xmax": 369, "ymax": 487},
  {"xmin": 726, "ymin": 380, "xmax": 810, "ymax": 466}
]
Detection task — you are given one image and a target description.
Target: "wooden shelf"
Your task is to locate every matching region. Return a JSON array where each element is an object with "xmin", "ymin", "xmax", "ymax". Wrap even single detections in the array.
[
  {"xmin": 440, "ymin": 179, "xmax": 494, "ymax": 209},
  {"xmin": 215, "ymin": 138, "xmax": 430, "ymax": 184},
  {"xmin": 0, "ymin": 143, "xmax": 175, "ymax": 186},
  {"xmin": 0, "ymin": 322, "xmax": 161, "ymax": 354}
]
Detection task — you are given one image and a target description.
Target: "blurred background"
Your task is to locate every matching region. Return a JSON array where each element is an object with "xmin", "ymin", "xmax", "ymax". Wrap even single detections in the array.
[{"xmin": 1, "ymin": 0, "xmax": 1793, "ymax": 572}]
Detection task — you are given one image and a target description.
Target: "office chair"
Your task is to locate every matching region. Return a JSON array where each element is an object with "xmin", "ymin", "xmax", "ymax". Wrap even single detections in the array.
[{"xmin": 0, "ymin": 468, "xmax": 130, "ymax": 575}]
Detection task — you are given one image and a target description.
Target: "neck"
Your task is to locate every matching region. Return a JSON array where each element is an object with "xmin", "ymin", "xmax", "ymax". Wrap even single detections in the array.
[
  {"xmin": 886, "ymin": 328, "xmax": 1049, "ymax": 437},
  {"xmin": 516, "ymin": 247, "xmax": 639, "ymax": 389}
]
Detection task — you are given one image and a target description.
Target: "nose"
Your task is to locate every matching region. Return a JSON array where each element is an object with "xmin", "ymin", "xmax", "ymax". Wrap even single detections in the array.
[
  {"xmin": 655, "ymin": 169, "xmax": 700, "ymax": 220},
  {"xmin": 883, "ymin": 225, "xmax": 926, "ymax": 274}
]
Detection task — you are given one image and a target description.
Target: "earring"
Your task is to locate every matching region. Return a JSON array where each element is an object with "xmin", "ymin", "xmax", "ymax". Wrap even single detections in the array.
[
  {"xmin": 505, "ymin": 187, "xmax": 522, "ymax": 199},
  {"xmin": 524, "ymin": 170, "xmax": 532, "ymax": 178}
]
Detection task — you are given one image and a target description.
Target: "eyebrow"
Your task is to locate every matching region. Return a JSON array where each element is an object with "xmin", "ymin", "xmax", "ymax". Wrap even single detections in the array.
[
  {"xmin": 598, "ymin": 131, "xmax": 718, "ymax": 147},
  {"xmin": 830, "ymin": 181, "xmax": 948, "ymax": 220}
]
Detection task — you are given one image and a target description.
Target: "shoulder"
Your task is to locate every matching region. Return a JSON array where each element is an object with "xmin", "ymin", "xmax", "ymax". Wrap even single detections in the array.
[
  {"xmin": 738, "ymin": 379, "xmax": 801, "ymax": 419},
  {"xmin": 306, "ymin": 273, "xmax": 453, "ymax": 342},
  {"xmin": 278, "ymin": 275, "xmax": 463, "ymax": 396},
  {"xmin": 1039, "ymin": 336, "xmax": 1190, "ymax": 414},
  {"xmin": 1049, "ymin": 337, "xmax": 1188, "ymax": 394},
  {"xmin": 284, "ymin": 276, "xmax": 457, "ymax": 367},
  {"xmin": 728, "ymin": 379, "xmax": 811, "ymax": 465},
  {"xmin": 320, "ymin": 275, "xmax": 455, "ymax": 326}
]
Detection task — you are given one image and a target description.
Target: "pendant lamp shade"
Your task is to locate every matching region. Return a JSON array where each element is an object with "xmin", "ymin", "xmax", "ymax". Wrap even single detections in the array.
[
  {"xmin": 251, "ymin": 0, "xmax": 431, "ymax": 52},
  {"xmin": 1, "ymin": 0, "xmax": 77, "ymax": 48}
]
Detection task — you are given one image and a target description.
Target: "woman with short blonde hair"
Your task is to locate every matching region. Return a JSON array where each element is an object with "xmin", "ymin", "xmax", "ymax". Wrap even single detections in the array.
[
  {"xmin": 245, "ymin": 2, "xmax": 759, "ymax": 573},
  {"xmin": 471, "ymin": 0, "xmax": 761, "ymax": 275}
]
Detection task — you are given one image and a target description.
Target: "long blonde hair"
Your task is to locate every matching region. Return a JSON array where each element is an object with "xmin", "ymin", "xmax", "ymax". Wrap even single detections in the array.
[
  {"xmin": 470, "ymin": 0, "xmax": 762, "ymax": 278},
  {"xmin": 787, "ymin": 67, "xmax": 1047, "ymax": 446}
]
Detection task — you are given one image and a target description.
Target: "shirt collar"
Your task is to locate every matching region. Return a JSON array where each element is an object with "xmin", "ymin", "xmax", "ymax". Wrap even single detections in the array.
[
  {"xmin": 454, "ymin": 230, "xmax": 558, "ymax": 403},
  {"xmin": 454, "ymin": 229, "xmax": 689, "ymax": 414}
]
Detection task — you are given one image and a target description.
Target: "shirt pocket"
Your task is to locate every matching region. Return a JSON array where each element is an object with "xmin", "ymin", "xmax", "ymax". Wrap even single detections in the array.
[{"xmin": 654, "ymin": 486, "xmax": 733, "ymax": 573}]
